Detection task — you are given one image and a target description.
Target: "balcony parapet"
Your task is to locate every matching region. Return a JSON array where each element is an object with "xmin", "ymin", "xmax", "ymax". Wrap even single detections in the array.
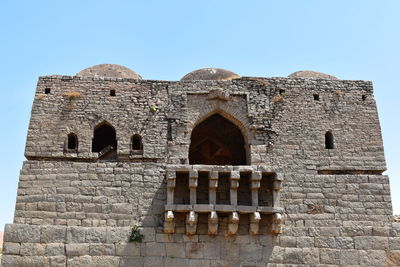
[{"xmin": 164, "ymin": 164, "xmax": 284, "ymax": 236}]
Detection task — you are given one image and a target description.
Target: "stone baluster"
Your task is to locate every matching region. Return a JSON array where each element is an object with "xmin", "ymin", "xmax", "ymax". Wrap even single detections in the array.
[
  {"xmin": 209, "ymin": 171, "xmax": 218, "ymax": 204},
  {"xmin": 230, "ymin": 171, "xmax": 240, "ymax": 206},
  {"xmin": 228, "ymin": 211, "xmax": 239, "ymax": 235},
  {"xmin": 186, "ymin": 210, "xmax": 198, "ymax": 235},
  {"xmin": 250, "ymin": 171, "xmax": 262, "ymax": 206},
  {"xmin": 189, "ymin": 170, "xmax": 198, "ymax": 205},
  {"xmin": 164, "ymin": 210, "xmax": 175, "ymax": 234},
  {"xmin": 208, "ymin": 211, "xmax": 218, "ymax": 235},
  {"xmin": 249, "ymin": 212, "xmax": 261, "ymax": 235},
  {"xmin": 166, "ymin": 170, "xmax": 176, "ymax": 205}
]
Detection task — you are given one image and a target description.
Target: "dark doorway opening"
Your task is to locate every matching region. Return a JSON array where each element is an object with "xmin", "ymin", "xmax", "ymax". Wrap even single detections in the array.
[
  {"xmin": 189, "ymin": 113, "xmax": 246, "ymax": 165},
  {"xmin": 92, "ymin": 122, "xmax": 117, "ymax": 160}
]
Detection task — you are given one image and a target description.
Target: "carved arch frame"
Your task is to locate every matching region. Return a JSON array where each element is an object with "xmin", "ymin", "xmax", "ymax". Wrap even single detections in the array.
[{"xmin": 187, "ymin": 99, "xmax": 253, "ymax": 165}]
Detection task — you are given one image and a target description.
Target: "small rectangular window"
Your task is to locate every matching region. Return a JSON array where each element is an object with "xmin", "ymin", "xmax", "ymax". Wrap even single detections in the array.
[
  {"xmin": 362, "ymin": 95, "xmax": 367, "ymax": 101},
  {"xmin": 45, "ymin": 88, "xmax": 51, "ymax": 94},
  {"xmin": 313, "ymin": 94, "xmax": 319, "ymax": 101},
  {"xmin": 110, "ymin": 90, "xmax": 116, "ymax": 96}
]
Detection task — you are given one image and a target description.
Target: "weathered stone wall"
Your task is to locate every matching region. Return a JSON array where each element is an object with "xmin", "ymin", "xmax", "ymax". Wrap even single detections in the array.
[
  {"xmin": 3, "ymin": 223, "xmax": 400, "ymax": 266},
  {"xmin": 25, "ymin": 75, "xmax": 385, "ymax": 172},
  {"xmin": 2, "ymin": 74, "xmax": 395, "ymax": 266}
]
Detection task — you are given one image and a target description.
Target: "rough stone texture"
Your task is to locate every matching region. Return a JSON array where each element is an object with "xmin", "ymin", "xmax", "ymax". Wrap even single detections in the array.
[
  {"xmin": 1, "ymin": 71, "xmax": 397, "ymax": 266},
  {"xmin": 288, "ymin": 70, "xmax": 338, "ymax": 79},
  {"xmin": 181, "ymin": 68, "xmax": 240, "ymax": 81},
  {"xmin": 76, "ymin": 64, "xmax": 142, "ymax": 79}
]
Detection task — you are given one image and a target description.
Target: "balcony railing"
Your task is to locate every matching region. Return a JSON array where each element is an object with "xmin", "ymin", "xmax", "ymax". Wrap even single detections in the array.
[{"xmin": 164, "ymin": 165, "xmax": 283, "ymax": 236}]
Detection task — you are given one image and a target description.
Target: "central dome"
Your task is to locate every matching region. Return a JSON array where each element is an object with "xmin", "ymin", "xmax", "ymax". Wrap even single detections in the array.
[
  {"xmin": 181, "ymin": 68, "xmax": 240, "ymax": 81},
  {"xmin": 288, "ymin": 70, "xmax": 337, "ymax": 79},
  {"xmin": 76, "ymin": 64, "xmax": 142, "ymax": 79}
]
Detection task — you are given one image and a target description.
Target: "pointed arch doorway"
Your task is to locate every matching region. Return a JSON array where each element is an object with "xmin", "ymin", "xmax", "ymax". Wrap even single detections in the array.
[
  {"xmin": 189, "ymin": 113, "xmax": 247, "ymax": 165},
  {"xmin": 92, "ymin": 122, "xmax": 118, "ymax": 160}
]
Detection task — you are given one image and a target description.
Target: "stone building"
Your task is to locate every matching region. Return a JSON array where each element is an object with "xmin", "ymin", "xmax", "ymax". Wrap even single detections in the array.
[{"xmin": 2, "ymin": 64, "xmax": 399, "ymax": 266}]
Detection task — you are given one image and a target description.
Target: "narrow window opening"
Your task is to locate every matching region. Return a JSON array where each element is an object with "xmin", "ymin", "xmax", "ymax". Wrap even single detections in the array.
[
  {"xmin": 110, "ymin": 90, "xmax": 116, "ymax": 96},
  {"xmin": 259, "ymin": 173, "xmax": 274, "ymax": 206},
  {"xmin": 131, "ymin": 134, "xmax": 143, "ymax": 151},
  {"xmin": 313, "ymin": 94, "xmax": 320, "ymax": 101},
  {"xmin": 67, "ymin": 133, "xmax": 78, "ymax": 150},
  {"xmin": 174, "ymin": 172, "xmax": 190, "ymax": 204},
  {"xmin": 237, "ymin": 173, "xmax": 252, "ymax": 206},
  {"xmin": 196, "ymin": 172, "xmax": 209, "ymax": 204},
  {"xmin": 362, "ymin": 95, "xmax": 367, "ymax": 101},
  {"xmin": 45, "ymin": 88, "xmax": 51, "ymax": 94},
  {"xmin": 325, "ymin": 131, "xmax": 334, "ymax": 149},
  {"xmin": 167, "ymin": 120, "xmax": 173, "ymax": 141},
  {"xmin": 216, "ymin": 173, "xmax": 230, "ymax": 205},
  {"xmin": 279, "ymin": 89, "xmax": 285, "ymax": 95}
]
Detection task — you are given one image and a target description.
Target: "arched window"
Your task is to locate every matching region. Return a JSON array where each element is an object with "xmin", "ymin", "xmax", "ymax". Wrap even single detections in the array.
[
  {"xmin": 131, "ymin": 134, "xmax": 143, "ymax": 151},
  {"xmin": 325, "ymin": 131, "xmax": 334, "ymax": 149},
  {"xmin": 189, "ymin": 113, "xmax": 247, "ymax": 165},
  {"xmin": 92, "ymin": 122, "xmax": 117, "ymax": 153},
  {"xmin": 67, "ymin": 133, "xmax": 78, "ymax": 150}
]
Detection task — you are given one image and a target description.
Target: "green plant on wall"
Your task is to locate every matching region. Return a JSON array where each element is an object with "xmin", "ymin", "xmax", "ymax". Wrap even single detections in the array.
[
  {"xmin": 129, "ymin": 225, "xmax": 144, "ymax": 242},
  {"xmin": 149, "ymin": 105, "xmax": 158, "ymax": 113}
]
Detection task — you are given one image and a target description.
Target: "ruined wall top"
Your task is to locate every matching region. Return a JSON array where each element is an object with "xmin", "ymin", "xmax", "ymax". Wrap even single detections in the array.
[{"xmin": 25, "ymin": 71, "xmax": 385, "ymax": 173}]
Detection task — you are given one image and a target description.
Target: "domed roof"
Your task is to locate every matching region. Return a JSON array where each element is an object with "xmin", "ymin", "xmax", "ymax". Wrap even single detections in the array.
[
  {"xmin": 288, "ymin": 70, "xmax": 337, "ymax": 80},
  {"xmin": 181, "ymin": 68, "xmax": 240, "ymax": 81},
  {"xmin": 76, "ymin": 64, "xmax": 142, "ymax": 79}
]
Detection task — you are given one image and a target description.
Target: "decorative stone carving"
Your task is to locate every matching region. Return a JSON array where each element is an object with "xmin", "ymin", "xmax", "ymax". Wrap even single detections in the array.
[
  {"xmin": 186, "ymin": 211, "xmax": 198, "ymax": 235},
  {"xmin": 249, "ymin": 212, "xmax": 261, "ymax": 235},
  {"xmin": 208, "ymin": 211, "xmax": 218, "ymax": 235},
  {"xmin": 228, "ymin": 211, "xmax": 239, "ymax": 236},
  {"xmin": 207, "ymin": 88, "xmax": 230, "ymax": 101},
  {"xmin": 271, "ymin": 213, "xmax": 283, "ymax": 235},
  {"xmin": 164, "ymin": 210, "xmax": 175, "ymax": 234}
]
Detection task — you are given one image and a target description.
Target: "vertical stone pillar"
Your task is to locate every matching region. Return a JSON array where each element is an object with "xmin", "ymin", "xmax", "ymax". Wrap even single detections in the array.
[
  {"xmin": 166, "ymin": 170, "xmax": 176, "ymax": 205},
  {"xmin": 230, "ymin": 171, "xmax": 240, "ymax": 206},
  {"xmin": 272, "ymin": 173, "xmax": 283, "ymax": 208},
  {"xmin": 189, "ymin": 170, "xmax": 198, "ymax": 205},
  {"xmin": 250, "ymin": 171, "xmax": 262, "ymax": 206},
  {"xmin": 209, "ymin": 171, "xmax": 218, "ymax": 204}
]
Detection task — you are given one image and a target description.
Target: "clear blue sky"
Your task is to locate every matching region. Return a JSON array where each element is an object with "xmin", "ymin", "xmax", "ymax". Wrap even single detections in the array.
[{"xmin": 0, "ymin": 0, "xmax": 399, "ymax": 231}]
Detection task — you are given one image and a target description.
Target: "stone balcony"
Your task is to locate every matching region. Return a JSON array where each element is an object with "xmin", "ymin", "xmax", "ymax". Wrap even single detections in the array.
[{"xmin": 164, "ymin": 165, "xmax": 283, "ymax": 236}]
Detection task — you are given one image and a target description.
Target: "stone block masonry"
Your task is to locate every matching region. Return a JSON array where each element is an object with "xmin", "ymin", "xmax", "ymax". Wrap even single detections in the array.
[{"xmin": 1, "ymin": 65, "xmax": 397, "ymax": 266}]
